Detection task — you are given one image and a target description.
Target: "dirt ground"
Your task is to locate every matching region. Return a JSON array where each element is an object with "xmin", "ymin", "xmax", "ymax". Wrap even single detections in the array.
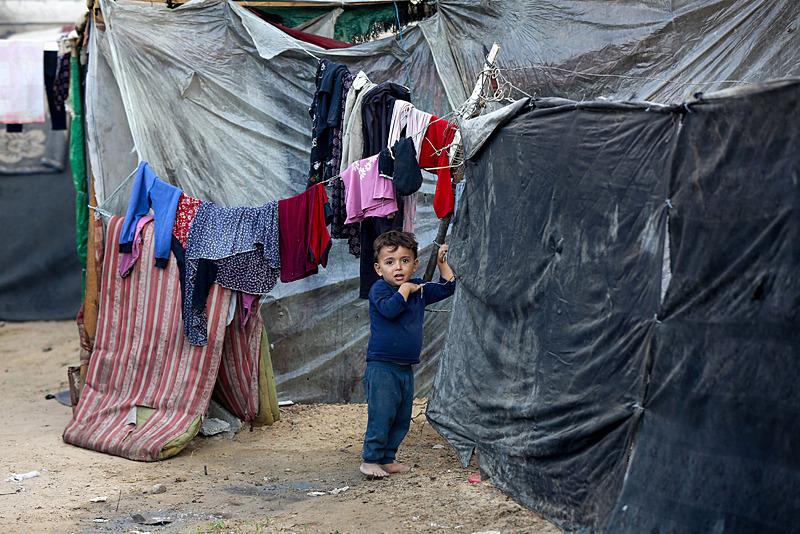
[{"xmin": 0, "ymin": 321, "xmax": 557, "ymax": 534}]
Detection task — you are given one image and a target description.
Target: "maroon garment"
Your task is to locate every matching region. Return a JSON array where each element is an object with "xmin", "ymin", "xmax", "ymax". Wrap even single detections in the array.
[
  {"xmin": 278, "ymin": 184, "xmax": 332, "ymax": 283},
  {"xmin": 271, "ymin": 22, "xmax": 353, "ymax": 49},
  {"xmin": 247, "ymin": 9, "xmax": 353, "ymax": 50}
]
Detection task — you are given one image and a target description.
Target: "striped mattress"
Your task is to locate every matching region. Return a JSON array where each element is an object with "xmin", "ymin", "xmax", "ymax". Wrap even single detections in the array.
[{"xmin": 63, "ymin": 217, "xmax": 264, "ymax": 461}]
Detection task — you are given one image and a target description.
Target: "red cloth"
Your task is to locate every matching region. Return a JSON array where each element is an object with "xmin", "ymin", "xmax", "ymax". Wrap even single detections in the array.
[
  {"xmin": 172, "ymin": 192, "xmax": 202, "ymax": 248},
  {"xmin": 278, "ymin": 184, "xmax": 332, "ymax": 283},
  {"xmin": 271, "ymin": 22, "xmax": 353, "ymax": 49},
  {"xmin": 419, "ymin": 116, "xmax": 458, "ymax": 218}
]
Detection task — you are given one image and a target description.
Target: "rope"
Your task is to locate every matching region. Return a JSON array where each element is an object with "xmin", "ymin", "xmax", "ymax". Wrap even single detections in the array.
[{"xmin": 496, "ymin": 63, "xmax": 751, "ymax": 88}]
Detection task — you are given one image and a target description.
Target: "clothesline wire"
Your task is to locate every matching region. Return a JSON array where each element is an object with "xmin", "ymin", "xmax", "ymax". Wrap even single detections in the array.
[
  {"xmin": 90, "ymin": 163, "xmax": 140, "ymax": 219},
  {"xmin": 491, "ymin": 63, "xmax": 752, "ymax": 88}
]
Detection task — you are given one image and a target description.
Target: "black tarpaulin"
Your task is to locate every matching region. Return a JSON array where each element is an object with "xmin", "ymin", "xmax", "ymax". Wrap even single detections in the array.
[
  {"xmin": 427, "ymin": 80, "xmax": 800, "ymax": 532},
  {"xmin": 607, "ymin": 81, "xmax": 800, "ymax": 533}
]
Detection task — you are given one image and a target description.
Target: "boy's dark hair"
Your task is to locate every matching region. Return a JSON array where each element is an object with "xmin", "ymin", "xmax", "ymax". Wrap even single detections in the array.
[{"xmin": 373, "ymin": 230, "xmax": 418, "ymax": 262}]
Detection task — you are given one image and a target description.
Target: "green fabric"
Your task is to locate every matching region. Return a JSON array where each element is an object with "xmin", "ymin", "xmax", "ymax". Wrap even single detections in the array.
[
  {"xmin": 69, "ymin": 55, "xmax": 88, "ymax": 271},
  {"xmin": 255, "ymin": 5, "xmax": 397, "ymax": 43},
  {"xmin": 253, "ymin": 327, "xmax": 280, "ymax": 426}
]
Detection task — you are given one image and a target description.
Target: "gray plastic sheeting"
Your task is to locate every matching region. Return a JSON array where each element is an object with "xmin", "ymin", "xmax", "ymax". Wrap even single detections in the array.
[
  {"xmin": 85, "ymin": 0, "xmax": 800, "ymax": 404},
  {"xmin": 87, "ymin": 0, "xmax": 450, "ymax": 402}
]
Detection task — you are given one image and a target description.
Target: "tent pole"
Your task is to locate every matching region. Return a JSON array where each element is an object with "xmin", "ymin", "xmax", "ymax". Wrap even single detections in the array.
[{"xmin": 423, "ymin": 43, "xmax": 500, "ymax": 281}]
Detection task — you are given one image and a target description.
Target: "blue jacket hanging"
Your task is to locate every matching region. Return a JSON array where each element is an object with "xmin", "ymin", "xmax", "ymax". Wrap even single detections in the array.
[{"xmin": 118, "ymin": 161, "xmax": 182, "ymax": 268}]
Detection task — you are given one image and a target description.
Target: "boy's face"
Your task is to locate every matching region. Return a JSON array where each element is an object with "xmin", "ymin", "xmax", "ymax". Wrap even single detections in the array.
[{"xmin": 374, "ymin": 245, "xmax": 419, "ymax": 287}]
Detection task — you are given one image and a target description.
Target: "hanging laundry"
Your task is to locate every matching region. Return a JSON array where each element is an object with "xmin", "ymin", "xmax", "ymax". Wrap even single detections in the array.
[
  {"xmin": 406, "ymin": 107, "xmax": 433, "ymax": 162},
  {"xmin": 309, "ymin": 60, "xmax": 349, "ymax": 184},
  {"xmin": 119, "ymin": 161, "xmax": 182, "ymax": 268},
  {"xmin": 240, "ymin": 293, "xmax": 260, "ymax": 326},
  {"xmin": 341, "ymin": 71, "xmax": 376, "ymax": 173},
  {"xmin": 419, "ymin": 116, "xmax": 459, "ymax": 218},
  {"xmin": 118, "ymin": 215, "xmax": 154, "ymax": 277},
  {"xmin": 361, "ymin": 82, "xmax": 411, "ymax": 158},
  {"xmin": 43, "ymin": 51, "xmax": 67, "ymax": 131},
  {"xmin": 172, "ymin": 192, "xmax": 203, "ymax": 248},
  {"xmin": 389, "ymin": 138, "xmax": 423, "ymax": 196},
  {"xmin": 388, "ymin": 103, "xmax": 427, "ymax": 233},
  {"xmin": 328, "ymin": 71, "xmax": 358, "ymax": 242},
  {"xmin": 341, "ymin": 154, "xmax": 399, "ymax": 224},
  {"xmin": 0, "ymin": 41, "xmax": 45, "ymax": 124},
  {"xmin": 183, "ymin": 201, "xmax": 280, "ymax": 346},
  {"xmin": 50, "ymin": 53, "xmax": 70, "ymax": 131},
  {"xmin": 278, "ymin": 183, "xmax": 332, "ymax": 283},
  {"xmin": 338, "ymin": 71, "xmax": 376, "ymax": 258}
]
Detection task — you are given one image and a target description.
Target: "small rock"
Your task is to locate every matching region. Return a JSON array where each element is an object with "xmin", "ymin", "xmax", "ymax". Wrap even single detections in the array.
[
  {"xmin": 150, "ymin": 484, "xmax": 166, "ymax": 495},
  {"xmin": 174, "ymin": 476, "xmax": 186, "ymax": 483},
  {"xmin": 306, "ymin": 491, "xmax": 326, "ymax": 497},
  {"xmin": 42, "ymin": 347, "xmax": 52, "ymax": 353},
  {"xmin": 432, "ymin": 444, "xmax": 445, "ymax": 449},
  {"xmin": 89, "ymin": 496, "xmax": 107, "ymax": 503},
  {"xmin": 0, "ymin": 321, "xmax": 5, "ymax": 327}
]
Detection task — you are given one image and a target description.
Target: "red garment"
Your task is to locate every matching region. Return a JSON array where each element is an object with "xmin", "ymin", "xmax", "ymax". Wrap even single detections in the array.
[
  {"xmin": 278, "ymin": 184, "xmax": 332, "ymax": 283},
  {"xmin": 172, "ymin": 192, "xmax": 202, "ymax": 248},
  {"xmin": 419, "ymin": 116, "xmax": 458, "ymax": 218},
  {"xmin": 270, "ymin": 22, "xmax": 353, "ymax": 49}
]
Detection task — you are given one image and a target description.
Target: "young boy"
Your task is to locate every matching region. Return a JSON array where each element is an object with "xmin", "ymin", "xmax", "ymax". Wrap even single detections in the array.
[{"xmin": 360, "ymin": 230, "xmax": 456, "ymax": 478}]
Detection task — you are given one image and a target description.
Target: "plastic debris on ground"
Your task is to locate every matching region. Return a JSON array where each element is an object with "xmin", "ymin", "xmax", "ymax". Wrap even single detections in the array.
[{"xmin": 5, "ymin": 471, "xmax": 40, "ymax": 482}]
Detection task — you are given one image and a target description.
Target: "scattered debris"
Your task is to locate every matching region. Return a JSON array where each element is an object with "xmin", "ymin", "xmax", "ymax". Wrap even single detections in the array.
[
  {"xmin": 0, "ymin": 487, "xmax": 22, "ymax": 496},
  {"xmin": 91, "ymin": 518, "xmax": 109, "ymax": 523},
  {"xmin": 174, "ymin": 476, "xmax": 187, "ymax": 483},
  {"xmin": 329, "ymin": 486, "xmax": 349, "ymax": 495},
  {"xmin": 199, "ymin": 417, "xmax": 231, "ymax": 437},
  {"xmin": 131, "ymin": 513, "xmax": 172, "ymax": 526},
  {"xmin": 42, "ymin": 346, "xmax": 52, "ymax": 353},
  {"xmin": 205, "ymin": 400, "xmax": 242, "ymax": 436},
  {"xmin": 306, "ymin": 491, "xmax": 327, "ymax": 497},
  {"xmin": 278, "ymin": 400, "xmax": 294, "ymax": 407},
  {"xmin": 472, "ymin": 531, "xmax": 500, "ymax": 534},
  {"xmin": 129, "ymin": 531, "xmax": 152, "ymax": 534},
  {"xmin": 468, "ymin": 472, "xmax": 482, "ymax": 485},
  {"xmin": 432, "ymin": 444, "xmax": 445, "ymax": 449},
  {"xmin": 89, "ymin": 496, "xmax": 108, "ymax": 503},
  {"xmin": 5, "ymin": 471, "xmax": 40, "ymax": 482},
  {"xmin": 149, "ymin": 484, "xmax": 166, "ymax": 495}
]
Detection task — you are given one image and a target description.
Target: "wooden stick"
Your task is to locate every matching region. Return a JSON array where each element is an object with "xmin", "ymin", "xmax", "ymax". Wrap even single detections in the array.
[{"xmin": 423, "ymin": 43, "xmax": 500, "ymax": 281}]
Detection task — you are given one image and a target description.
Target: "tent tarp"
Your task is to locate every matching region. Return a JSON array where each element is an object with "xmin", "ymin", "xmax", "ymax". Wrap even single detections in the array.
[
  {"xmin": 85, "ymin": 0, "xmax": 800, "ymax": 406},
  {"xmin": 428, "ymin": 80, "xmax": 800, "ymax": 532}
]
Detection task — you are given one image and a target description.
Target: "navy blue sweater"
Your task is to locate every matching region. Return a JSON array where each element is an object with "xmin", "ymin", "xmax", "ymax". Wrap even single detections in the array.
[{"xmin": 367, "ymin": 277, "xmax": 456, "ymax": 365}]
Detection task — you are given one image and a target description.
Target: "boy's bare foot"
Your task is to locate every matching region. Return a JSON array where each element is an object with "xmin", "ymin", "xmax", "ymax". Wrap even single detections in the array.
[
  {"xmin": 360, "ymin": 463, "xmax": 389, "ymax": 478},
  {"xmin": 380, "ymin": 462, "xmax": 411, "ymax": 474}
]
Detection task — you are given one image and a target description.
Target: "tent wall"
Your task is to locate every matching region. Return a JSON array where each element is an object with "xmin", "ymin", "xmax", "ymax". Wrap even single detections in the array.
[
  {"xmin": 0, "ymin": 111, "xmax": 81, "ymax": 321},
  {"xmin": 428, "ymin": 81, "xmax": 800, "ymax": 532},
  {"xmin": 85, "ymin": 0, "xmax": 800, "ymax": 405}
]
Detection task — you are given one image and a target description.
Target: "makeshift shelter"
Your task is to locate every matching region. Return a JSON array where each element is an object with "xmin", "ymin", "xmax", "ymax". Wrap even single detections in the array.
[
  {"xmin": 0, "ymin": 25, "xmax": 82, "ymax": 321},
  {"xmin": 67, "ymin": 0, "xmax": 799, "ymax": 527}
]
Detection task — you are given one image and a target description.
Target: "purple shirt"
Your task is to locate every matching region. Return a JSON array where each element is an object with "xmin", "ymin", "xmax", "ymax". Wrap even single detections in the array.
[{"xmin": 341, "ymin": 154, "xmax": 398, "ymax": 224}]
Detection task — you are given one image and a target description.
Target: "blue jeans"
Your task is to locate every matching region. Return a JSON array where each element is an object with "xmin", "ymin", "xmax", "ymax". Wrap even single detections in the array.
[{"xmin": 362, "ymin": 361, "xmax": 414, "ymax": 464}]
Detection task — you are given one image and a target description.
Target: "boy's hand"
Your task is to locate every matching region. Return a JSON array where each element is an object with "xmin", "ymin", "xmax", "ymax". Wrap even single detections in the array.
[
  {"xmin": 436, "ymin": 243, "xmax": 455, "ymax": 282},
  {"xmin": 398, "ymin": 282, "xmax": 422, "ymax": 301},
  {"xmin": 437, "ymin": 244, "xmax": 449, "ymax": 265}
]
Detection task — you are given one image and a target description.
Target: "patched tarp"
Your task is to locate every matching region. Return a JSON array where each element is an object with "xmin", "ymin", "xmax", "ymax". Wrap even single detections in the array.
[
  {"xmin": 85, "ymin": 0, "xmax": 800, "ymax": 404},
  {"xmin": 428, "ymin": 81, "xmax": 800, "ymax": 531}
]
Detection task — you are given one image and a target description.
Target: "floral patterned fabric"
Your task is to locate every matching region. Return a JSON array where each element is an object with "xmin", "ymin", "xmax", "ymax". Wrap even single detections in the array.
[{"xmin": 172, "ymin": 192, "xmax": 203, "ymax": 248}]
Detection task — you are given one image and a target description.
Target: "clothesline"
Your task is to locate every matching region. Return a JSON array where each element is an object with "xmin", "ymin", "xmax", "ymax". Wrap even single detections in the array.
[{"xmin": 493, "ymin": 63, "xmax": 752, "ymax": 88}]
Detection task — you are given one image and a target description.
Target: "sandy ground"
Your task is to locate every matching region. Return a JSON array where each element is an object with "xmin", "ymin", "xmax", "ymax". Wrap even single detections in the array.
[{"xmin": 0, "ymin": 321, "xmax": 557, "ymax": 534}]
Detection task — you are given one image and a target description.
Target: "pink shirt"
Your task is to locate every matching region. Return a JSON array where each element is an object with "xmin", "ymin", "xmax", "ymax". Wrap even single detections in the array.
[{"xmin": 341, "ymin": 154, "xmax": 398, "ymax": 224}]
